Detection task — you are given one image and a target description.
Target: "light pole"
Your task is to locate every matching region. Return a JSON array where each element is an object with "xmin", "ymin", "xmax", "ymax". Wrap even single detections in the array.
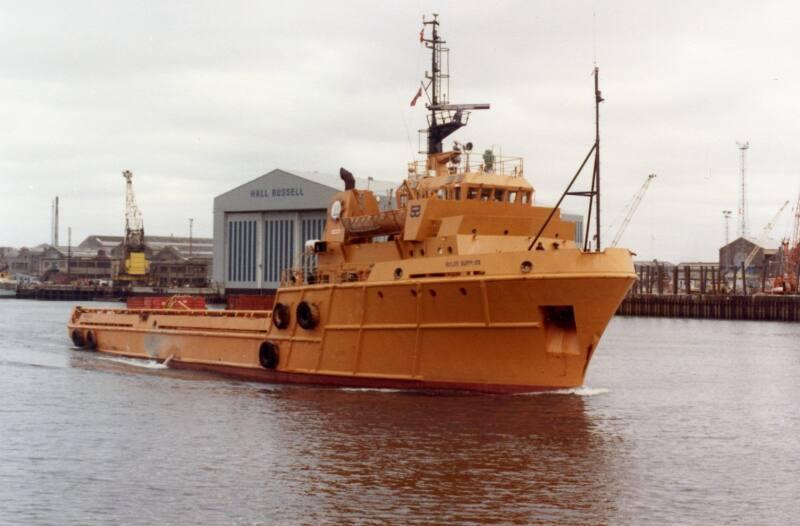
[
  {"xmin": 722, "ymin": 210, "xmax": 732, "ymax": 245},
  {"xmin": 736, "ymin": 141, "xmax": 749, "ymax": 238}
]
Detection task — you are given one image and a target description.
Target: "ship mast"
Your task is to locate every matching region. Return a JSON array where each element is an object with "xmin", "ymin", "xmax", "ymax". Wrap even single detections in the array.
[
  {"xmin": 528, "ymin": 67, "xmax": 604, "ymax": 252},
  {"xmin": 420, "ymin": 14, "xmax": 489, "ymax": 156}
]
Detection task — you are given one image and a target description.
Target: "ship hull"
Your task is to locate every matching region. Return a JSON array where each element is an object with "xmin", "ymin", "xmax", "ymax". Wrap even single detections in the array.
[{"xmin": 67, "ymin": 249, "xmax": 635, "ymax": 393}]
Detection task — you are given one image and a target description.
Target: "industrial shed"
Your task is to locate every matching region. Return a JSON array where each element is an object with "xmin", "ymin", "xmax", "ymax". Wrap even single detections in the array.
[
  {"xmin": 213, "ymin": 169, "xmax": 396, "ymax": 293},
  {"xmin": 719, "ymin": 236, "xmax": 779, "ymax": 270}
]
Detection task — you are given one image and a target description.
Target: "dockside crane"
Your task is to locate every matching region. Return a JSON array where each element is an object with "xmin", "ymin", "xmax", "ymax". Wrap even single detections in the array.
[
  {"xmin": 610, "ymin": 174, "xmax": 656, "ymax": 248},
  {"xmin": 119, "ymin": 170, "xmax": 149, "ymax": 281},
  {"xmin": 742, "ymin": 200, "xmax": 789, "ymax": 270},
  {"xmin": 775, "ymin": 191, "xmax": 800, "ymax": 292},
  {"xmin": 791, "ymin": 191, "xmax": 800, "ymax": 249}
]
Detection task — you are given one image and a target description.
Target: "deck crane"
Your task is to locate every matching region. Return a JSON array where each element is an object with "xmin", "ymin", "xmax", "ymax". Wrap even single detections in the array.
[
  {"xmin": 742, "ymin": 200, "xmax": 789, "ymax": 270},
  {"xmin": 119, "ymin": 170, "xmax": 149, "ymax": 280},
  {"xmin": 610, "ymin": 174, "xmax": 656, "ymax": 248}
]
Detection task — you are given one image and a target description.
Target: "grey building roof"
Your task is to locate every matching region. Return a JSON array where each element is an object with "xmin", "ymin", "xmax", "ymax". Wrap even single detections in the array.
[
  {"xmin": 721, "ymin": 236, "xmax": 781, "ymax": 251},
  {"xmin": 214, "ymin": 168, "xmax": 398, "ymax": 213},
  {"xmin": 78, "ymin": 235, "xmax": 213, "ymax": 259},
  {"xmin": 289, "ymin": 170, "xmax": 398, "ymax": 195}
]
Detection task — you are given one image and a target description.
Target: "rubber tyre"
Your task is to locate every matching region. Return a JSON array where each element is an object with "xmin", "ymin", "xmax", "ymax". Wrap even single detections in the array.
[
  {"xmin": 272, "ymin": 302, "xmax": 290, "ymax": 329},
  {"xmin": 85, "ymin": 331, "xmax": 97, "ymax": 351},
  {"xmin": 296, "ymin": 301, "xmax": 320, "ymax": 330},
  {"xmin": 70, "ymin": 329, "xmax": 85, "ymax": 348},
  {"xmin": 259, "ymin": 341, "xmax": 279, "ymax": 369}
]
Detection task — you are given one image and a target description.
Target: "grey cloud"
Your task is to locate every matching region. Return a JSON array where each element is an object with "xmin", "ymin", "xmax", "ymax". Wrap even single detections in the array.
[{"xmin": 1, "ymin": 0, "xmax": 798, "ymax": 264}]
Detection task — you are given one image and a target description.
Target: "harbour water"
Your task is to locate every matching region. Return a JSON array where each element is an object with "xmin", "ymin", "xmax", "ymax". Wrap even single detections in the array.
[{"xmin": 1, "ymin": 300, "xmax": 798, "ymax": 525}]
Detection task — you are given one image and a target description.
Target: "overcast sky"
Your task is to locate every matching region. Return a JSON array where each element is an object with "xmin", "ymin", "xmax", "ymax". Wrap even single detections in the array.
[{"xmin": 1, "ymin": 0, "xmax": 798, "ymax": 262}]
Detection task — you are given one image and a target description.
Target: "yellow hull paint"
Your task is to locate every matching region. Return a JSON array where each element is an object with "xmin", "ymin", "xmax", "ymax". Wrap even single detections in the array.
[{"xmin": 68, "ymin": 249, "xmax": 635, "ymax": 393}]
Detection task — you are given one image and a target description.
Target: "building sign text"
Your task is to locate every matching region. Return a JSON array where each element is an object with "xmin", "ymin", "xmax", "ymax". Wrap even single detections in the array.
[{"xmin": 251, "ymin": 187, "xmax": 305, "ymax": 198}]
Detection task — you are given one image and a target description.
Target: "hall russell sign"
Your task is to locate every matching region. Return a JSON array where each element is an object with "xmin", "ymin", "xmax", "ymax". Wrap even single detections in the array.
[{"xmin": 250, "ymin": 187, "xmax": 305, "ymax": 198}]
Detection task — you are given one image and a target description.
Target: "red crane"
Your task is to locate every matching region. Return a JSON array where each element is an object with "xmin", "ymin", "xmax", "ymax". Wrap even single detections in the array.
[{"xmin": 774, "ymin": 192, "xmax": 800, "ymax": 293}]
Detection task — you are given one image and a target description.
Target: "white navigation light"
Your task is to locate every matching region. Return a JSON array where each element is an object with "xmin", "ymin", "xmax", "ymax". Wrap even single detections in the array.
[{"xmin": 331, "ymin": 200, "xmax": 342, "ymax": 220}]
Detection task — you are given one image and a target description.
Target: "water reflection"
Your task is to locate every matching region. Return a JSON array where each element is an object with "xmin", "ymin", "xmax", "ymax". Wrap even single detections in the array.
[
  {"xmin": 258, "ymin": 387, "xmax": 621, "ymax": 525},
  {"xmin": 6, "ymin": 301, "xmax": 800, "ymax": 524},
  {"xmin": 59, "ymin": 346, "xmax": 625, "ymax": 524}
]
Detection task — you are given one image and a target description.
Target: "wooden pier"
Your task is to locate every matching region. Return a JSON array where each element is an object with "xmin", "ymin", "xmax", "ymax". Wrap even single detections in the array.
[
  {"xmin": 619, "ymin": 293, "xmax": 800, "ymax": 321},
  {"xmin": 619, "ymin": 263, "xmax": 800, "ymax": 321},
  {"xmin": 14, "ymin": 284, "xmax": 222, "ymax": 303},
  {"xmin": 15, "ymin": 285, "xmax": 122, "ymax": 301}
]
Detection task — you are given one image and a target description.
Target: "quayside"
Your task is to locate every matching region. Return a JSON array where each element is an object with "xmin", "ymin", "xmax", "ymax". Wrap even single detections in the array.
[{"xmin": 67, "ymin": 14, "xmax": 635, "ymax": 393}]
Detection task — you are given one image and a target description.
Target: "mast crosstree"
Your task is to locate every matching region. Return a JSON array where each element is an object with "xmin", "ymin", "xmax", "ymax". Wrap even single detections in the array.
[{"xmin": 419, "ymin": 14, "xmax": 489, "ymax": 155}]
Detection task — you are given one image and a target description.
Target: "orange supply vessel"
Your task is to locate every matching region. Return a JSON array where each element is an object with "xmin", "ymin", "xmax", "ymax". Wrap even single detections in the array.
[{"xmin": 68, "ymin": 16, "xmax": 635, "ymax": 393}]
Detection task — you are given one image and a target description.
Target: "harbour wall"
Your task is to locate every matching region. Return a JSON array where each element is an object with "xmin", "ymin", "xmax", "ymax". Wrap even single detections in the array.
[
  {"xmin": 618, "ymin": 294, "xmax": 800, "ymax": 321},
  {"xmin": 14, "ymin": 285, "xmax": 222, "ymax": 303}
]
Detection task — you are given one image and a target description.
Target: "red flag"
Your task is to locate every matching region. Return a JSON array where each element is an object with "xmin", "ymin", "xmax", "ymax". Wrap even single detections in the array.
[
  {"xmin": 410, "ymin": 87, "xmax": 422, "ymax": 107},
  {"xmin": 419, "ymin": 28, "xmax": 424, "ymax": 43}
]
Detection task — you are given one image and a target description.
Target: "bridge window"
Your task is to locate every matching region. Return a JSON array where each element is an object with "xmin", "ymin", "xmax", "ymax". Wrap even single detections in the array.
[
  {"xmin": 480, "ymin": 188, "xmax": 492, "ymax": 201},
  {"xmin": 508, "ymin": 191, "xmax": 517, "ymax": 203},
  {"xmin": 494, "ymin": 189, "xmax": 505, "ymax": 201},
  {"xmin": 466, "ymin": 188, "xmax": 478, "ymax": 200}
]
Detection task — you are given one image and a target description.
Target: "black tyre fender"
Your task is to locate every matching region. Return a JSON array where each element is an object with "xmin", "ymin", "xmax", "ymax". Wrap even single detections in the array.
[
  {"xmin": 272, "ymin": 302, "xmax": 291, "ymax": 329},
  {"xmin": 70, "ymin": 329, "xmax": 85, "ymax": 348},
  {"xmin": 259, "ymin": 341, "xmax": 279, "ymax": 369},
  {"xmin": 85, "ymin": 331, "xmax": 97, "ymax": 351},
  {"xmin": 296, "ymin": 301, "xmax": 320, "ymax": 330}
]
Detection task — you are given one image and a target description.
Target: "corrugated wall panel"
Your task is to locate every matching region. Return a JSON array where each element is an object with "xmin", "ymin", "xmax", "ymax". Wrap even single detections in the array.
[{"xmin": 226, "ymin": 218, "xmax": 257, "ymax": 285}]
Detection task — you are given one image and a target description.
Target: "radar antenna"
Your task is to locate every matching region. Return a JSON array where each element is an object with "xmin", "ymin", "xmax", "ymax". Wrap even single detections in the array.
[{"xmin": 417, "ymin": 14, "xmax": 489, "ymax": 155}]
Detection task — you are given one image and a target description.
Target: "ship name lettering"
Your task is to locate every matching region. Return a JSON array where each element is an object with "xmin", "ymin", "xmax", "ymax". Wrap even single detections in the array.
[{"xmin": 445, "ymin": 259, "xmax": 481, "ymax": 268}]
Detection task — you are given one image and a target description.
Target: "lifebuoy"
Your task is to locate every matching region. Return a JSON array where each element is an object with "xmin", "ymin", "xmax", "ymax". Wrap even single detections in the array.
[
  {"xmin": 296, "ymin": 301, "xmax": 320, "ymax": 330},
  {"xmin": 70, "ymin": 329, "xmax": 85, "ymax": 348},
  {"xmin": 85, "ymin": 331, "xmax": 97, "ymax": 351},
  {"xmin": 272, "ymin": 302, "xmax": 290, "ymax": 329},
  {"xmin": 259, "ymin": 341, "xmax": 279, "ymax": 369}
]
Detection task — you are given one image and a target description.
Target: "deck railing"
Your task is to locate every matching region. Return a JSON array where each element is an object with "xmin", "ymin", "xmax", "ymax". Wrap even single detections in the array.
[
  {"xmin": 408, "ymin": 154, "xmax": 524, "ymax": 178},
  {"xmin": 280, "ymin": 266, "xmax": 370, "ymax": 288}
]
